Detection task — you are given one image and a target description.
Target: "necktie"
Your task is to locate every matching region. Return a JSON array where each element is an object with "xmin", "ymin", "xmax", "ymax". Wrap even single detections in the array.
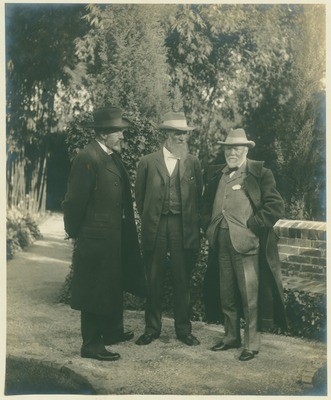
[{"xmin": 228, "ymin": 167, "xmax": 238, "ymax": 173}]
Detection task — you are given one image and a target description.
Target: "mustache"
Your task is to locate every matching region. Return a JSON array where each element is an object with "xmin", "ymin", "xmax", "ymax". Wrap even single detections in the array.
[{"xmin": 169, "ymin": 142, "xmax": 189, "ymax": 159}]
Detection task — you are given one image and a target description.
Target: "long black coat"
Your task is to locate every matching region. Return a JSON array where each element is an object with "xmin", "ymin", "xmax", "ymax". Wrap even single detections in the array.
[
  {"xmin": 202, "ymin": 159, "xmax": 287, "ymax": 330},
  {"xmin": 62, "ymin": 140, "xmax": 147, "ymax": 315}
]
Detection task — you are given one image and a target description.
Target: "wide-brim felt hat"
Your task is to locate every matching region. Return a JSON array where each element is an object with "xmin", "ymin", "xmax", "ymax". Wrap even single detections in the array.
[
  {"xmin": 158, "ymin": 111, "xmax": 195, "ymax": 131},
  {"xmin": 85, "ymin": 106, "xmax": 131, "ymax": 129},
  {"xmin": 218, "ymin": 128, "xmax": 255, "ymax": 148}
]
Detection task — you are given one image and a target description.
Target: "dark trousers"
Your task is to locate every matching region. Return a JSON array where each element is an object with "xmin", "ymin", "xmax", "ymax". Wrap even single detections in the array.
[
  {"xmin": 217, "ymin": 228, "xmax": 260, "ymax": 351},
  {"xmin": 81, "ymin": 304, "xmax": 124, "ymax": 354},
  {"xmin": 144, "ymin": 214, "xmax": 194, "ymax": 337}
]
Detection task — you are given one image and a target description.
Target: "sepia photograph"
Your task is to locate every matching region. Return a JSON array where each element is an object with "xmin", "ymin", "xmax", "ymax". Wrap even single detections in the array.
[{"xmin": 3, "ymin": 0, "xmax": 328, "ymax": 398}]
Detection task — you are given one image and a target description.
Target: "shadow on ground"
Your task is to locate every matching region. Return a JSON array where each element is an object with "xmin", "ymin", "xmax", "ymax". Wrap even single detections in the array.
[{"xmin": 6, "ymin": 214, "xmax": 328, "ymax": 396}]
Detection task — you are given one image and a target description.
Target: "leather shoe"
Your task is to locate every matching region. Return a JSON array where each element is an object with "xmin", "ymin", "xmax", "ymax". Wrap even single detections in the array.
[
  {"xmin": 177, "ymin": 334, "xmax": 200, "ymax": 346},
  {"xmin": 104, "ymin": 331, "xmax": 134, "ymax": 345},
  {"xmin": 239, "ymin": 349, "xmax": 259, "ymax": 361},
  {"xmin": 211, "ymin": 341, "xmax": 241, "ymax": 351},
  {"xmin": 135, "ymin": 332, "xmax": 159, "ymax": 345},
  {"xmin": 81, "ymin": 349, "xmax": 120, "ymax": 361}
]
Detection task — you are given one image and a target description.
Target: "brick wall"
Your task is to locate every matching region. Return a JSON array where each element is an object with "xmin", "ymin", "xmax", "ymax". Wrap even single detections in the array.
[{"xmin": 274, "ymin": 220, "xmax": 326, "ymax": 295}]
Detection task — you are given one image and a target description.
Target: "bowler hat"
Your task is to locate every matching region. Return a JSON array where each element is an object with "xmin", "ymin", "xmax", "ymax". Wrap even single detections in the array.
[
  {"xmin": 218, "ymin": 128, "xmax": 255, "ymax": 148},
  {"xmin": 158, "ymin": 111, "xmax": 195, "ymax": 131},
  {"xmin": 85, "ymin": 106, "xmax": 131, "ymax": 129}
]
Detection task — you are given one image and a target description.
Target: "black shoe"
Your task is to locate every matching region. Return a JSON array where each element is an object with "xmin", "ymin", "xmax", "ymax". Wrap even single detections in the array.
[
  {"xmin": 177, "ymin": 334, "xmax": 200, "ymax": 346},
  {"xmin": 239, "ymin": 349, "xmax": 258, "ymax": 361},
  {"xmin": 135, "ymin": 332, "xmax": 159, "ymax": 345},
  {"xmin": 81, "ymin": 349, "xmax": 120, "ymax": 361},
  {"xmin": 104, "ymin": 331, "xmax": 134, "ymax": 345},
  {"xmin": 211, "ymin": 341, "xmax": 241, "ymax": 351}
]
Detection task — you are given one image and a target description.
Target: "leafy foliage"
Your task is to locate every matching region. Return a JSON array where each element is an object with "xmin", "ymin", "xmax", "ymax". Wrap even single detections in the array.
[
  {"xmin": 271, "ymin": 6, "xmax": 326, "ymax": 220},
  {"xmin": 166, "ymin": 4, "xmax": 325, "ymax": 219},
  {"xmin": 7, "ymin": 207, "xmax": 42, "ymax": 260},
  {"xmin": 6, "ymin": 4, "xmax": 89, "ymax": 213},
  {"xmin": 283, "ymin": 289, "xmax": 326, "ymax": 342},
  {"xmin": 63, "ymin": 4, "xmax": 179, "ymax": 185},
  {"xmin": 6, "ymin": 3, "xmax": 88, "ymax": 150},
  {"xmin": 63, "ymin": 4, "xmax": 173, "ymax": 117},
  {"xmin": 7, "ymin": 3, "xmax": 325, "ymax": 219},
  {"xmin": 166, "ymin": 5, "xmax": 294, "ymax": 162}
]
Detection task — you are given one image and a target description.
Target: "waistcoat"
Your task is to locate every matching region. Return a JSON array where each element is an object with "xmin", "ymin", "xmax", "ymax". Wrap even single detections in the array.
[
  {"xmin": 206, "ymin": 166, "xmax": 259, "ymax": 254},
  {"xmin": 161, "ymin": 161, "xmax": 181, "ymax": 214}
]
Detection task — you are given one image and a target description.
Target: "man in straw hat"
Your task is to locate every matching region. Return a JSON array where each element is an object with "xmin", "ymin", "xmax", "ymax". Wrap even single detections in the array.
[
  {"xmin": 201, "ymin": 128, "xmax": 287, "ymax": 361},
  {"xmin": 135, "ymin": 111, "xmax": 203, "ymax": 346},
  {"xmin": 62, "ymin": 106, "xmax": 146, "ymax": 361}
]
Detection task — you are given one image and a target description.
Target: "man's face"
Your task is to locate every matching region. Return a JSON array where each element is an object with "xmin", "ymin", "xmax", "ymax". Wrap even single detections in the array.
[
  {"xmin": 102, "ymin": 130, "xmax": 124, "ymax": 153},
  {"xmin": 164, "ymin": 130, "xmax": 189, "ymax": 159},
  {"xmin": 224, "ymin": 145, "xmax": 248, "ymax": 168},
  {"xmin": 167, "ymin": 130, "xmax": 189, "ymax": 147}
]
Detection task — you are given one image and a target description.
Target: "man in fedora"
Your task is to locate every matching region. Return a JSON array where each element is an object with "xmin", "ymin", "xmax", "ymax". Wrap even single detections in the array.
[
  {"xmin": 202, "ymin": 128, "xmax": 287, "ymax": 361},
  {"xmin": 134, "ymin": 111, "xmax": 203, "ymax": 346},
  {"xmin": 62, "ymin": 106, "xmax": 146, "ymax": 361}
]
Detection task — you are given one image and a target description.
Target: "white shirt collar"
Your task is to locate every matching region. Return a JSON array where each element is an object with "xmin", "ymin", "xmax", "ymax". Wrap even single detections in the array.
[
  {"xmin": 223, "ymin": 158, "xmax": 247, "ymax": 172},
  {"xmin": 96, "ymin": 140, "xmax": 113, "ymax": 155},
  {"xmin": 163, "ymin": 146, "xmax": 180, "ymax": 160}
]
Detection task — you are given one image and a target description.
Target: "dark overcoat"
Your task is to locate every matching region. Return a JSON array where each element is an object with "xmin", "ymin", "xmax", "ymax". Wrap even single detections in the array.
[
  {"xmin": 202, "ymin": 159, "xmax": 287, "ymax": 330},
  {"xmin": 62, "ymin": 140, "xmax": 146, "ymax": 315},
  {"xmin": 135, "ymin": 150, "xmax": 203, "ymax": 251}
]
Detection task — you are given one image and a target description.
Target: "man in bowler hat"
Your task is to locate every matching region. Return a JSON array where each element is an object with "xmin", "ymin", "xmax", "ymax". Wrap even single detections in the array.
[
  {"xmin": 202, "ymin": 128, "xmax": 287, "ymax": 361},
  {"xmin": 62, "ymin": 106, "xmax": 146, "ymax": 361},
  {"xmin": 135, "ymin": 111, "xmax": 203, "ymax": 346}
]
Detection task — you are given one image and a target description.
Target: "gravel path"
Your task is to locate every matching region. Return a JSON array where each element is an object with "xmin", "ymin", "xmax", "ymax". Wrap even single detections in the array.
[{"xmin": 6, "ymin": 213, "xmax": 327, "ymax": 396}]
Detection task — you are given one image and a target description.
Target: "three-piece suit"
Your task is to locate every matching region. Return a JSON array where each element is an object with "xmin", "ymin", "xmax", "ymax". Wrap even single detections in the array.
[
  {"xmin": 202, "ymin": 159, "xmax": 287, "ymax": 351},
  {"xmin": 135, "ymin": 149, "xmax": 203, "ymax": 337}
]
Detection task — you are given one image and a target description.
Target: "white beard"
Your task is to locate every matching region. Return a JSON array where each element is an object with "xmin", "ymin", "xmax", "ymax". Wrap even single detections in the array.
[{"xmin": 166, "ymin": 140, "xmax": 189, "ymax": 160}]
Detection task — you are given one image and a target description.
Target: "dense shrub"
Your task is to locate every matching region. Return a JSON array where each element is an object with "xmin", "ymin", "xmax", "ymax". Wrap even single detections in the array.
[
  {"xmin": 6, "ymin": 207, "xmax": 42, "ymax": 260},
  {"xmin": 283, "ymin": 289, "xmax": 326, "ymax": 342}
]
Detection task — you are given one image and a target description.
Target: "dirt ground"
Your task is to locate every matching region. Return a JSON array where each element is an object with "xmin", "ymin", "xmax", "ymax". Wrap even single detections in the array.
[{"xmin": 5, "ymin": 213, "xmax": 327, "ymax": 397}]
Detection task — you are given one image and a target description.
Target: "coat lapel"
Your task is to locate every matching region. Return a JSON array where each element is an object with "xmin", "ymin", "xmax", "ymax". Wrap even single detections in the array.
[
  {"xmin": 243, "ymin": 174, "xmax": 261, "ymax": 210},
  {"xmin": 154, "ymin": 150, "xmax": 168, "ymax": 182},
  {"xmin": 210, "ymin": 167, "xmax": 224, "ymax": 199},
  {"xmin": 91, "ymin": 140, "xmax": 122, "ymax": 178},
  {"xmin": 242, "ymin": 159, "xmax": 264, "ymax": 210},
  {"xmin": 153, "ymin": 148, "xmax": 189, "ymax": 181},
  {"xmin": 179, "ymin": 157, "xmax": 188, "ymax": 181}
]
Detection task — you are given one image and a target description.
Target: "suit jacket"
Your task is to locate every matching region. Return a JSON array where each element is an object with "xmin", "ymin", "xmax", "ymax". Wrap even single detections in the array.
[
  {"xmin": 62, "ymin": 140, "xmax": 147, "ymax": 315},
  {"xmin": 205, "ymin": 165, "xmax": 260, "ymax": 254},
  {"xmin": 135, "ymin": 149, "xmax": 203, "ymax": 251},
  {"xmin": 202, "ymin": 159, "xmax": 287, "ymax": 330}
]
